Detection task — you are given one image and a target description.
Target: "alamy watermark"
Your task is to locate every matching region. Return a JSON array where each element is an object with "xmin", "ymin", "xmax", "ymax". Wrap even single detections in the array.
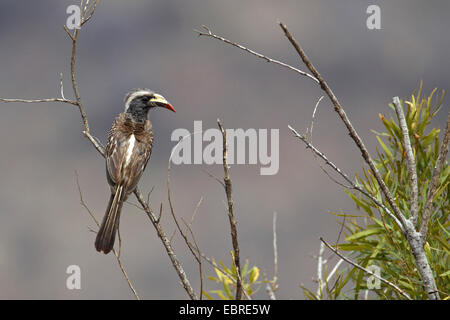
[
  {"xmin": 66, "ymin": 264, "xmax": 81, "ymax": 290},
  {"xmin": 366, "ymin": 5, "xmax": 381, "ymax": 30},
  {"xmin": 366, "ymin": 265, "xmax": 381, "ymax": 290},
  {"xmin": 66, "ymin": 5, "xmax": 81, "ymax": 30},
  {"xmin": 171, "ymin": 121, "xmax": 279, "ymax": 175}
]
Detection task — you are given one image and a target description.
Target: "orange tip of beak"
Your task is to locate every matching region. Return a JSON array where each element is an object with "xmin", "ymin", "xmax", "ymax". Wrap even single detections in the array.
[{"xmin": 165, "ymin": 103, "xmax": 176, "ymax": 113}]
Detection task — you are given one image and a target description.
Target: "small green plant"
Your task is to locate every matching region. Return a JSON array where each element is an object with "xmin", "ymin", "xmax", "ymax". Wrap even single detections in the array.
[
  {"xmin": 204, "ymin": 253, "xmax": 261, "ymax": 300},
  {"xmin": 304, "ymin": 85, "xmax": 449, "ymax": 299}
]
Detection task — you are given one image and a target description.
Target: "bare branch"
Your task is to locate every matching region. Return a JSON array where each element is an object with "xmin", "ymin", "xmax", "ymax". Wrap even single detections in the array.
[
  {"xmin": 288, "ymin": 125, "xmax": 404, "ymax": 230},
  {"xmin": 81, "ymin": 0, "xmax": 99, "ymax": 26},
  {"xmin": 279, "ymin": 22, "xmax": 408, "ymax": 231},
  {"xmin": 134, "ymin": 188, "xmax": 198, "ymax": 300},
  {"xmin": 320, "ymin": 237, "xmax": 412, "ymax": 300},
  {"xmin": 69, "ymin": 29, "xmax": 89, "ymax": 133},
  {"xmin": 201, "ymin": 168, "xmax": 226, "ymax": 188},
  {"xmin": 59, "ymin": 72, "xmax": 66, "ymax": 100},
  {"xmin": 63, "ymin": 25, "xmax": 75, "ymax": 41},
  {"xmin": 194, "ymin": 25, "xmax": 319, "ymax": 83},
  {"xmin": 266, "ymin": 212, "xmax": 279, "ymax": 300},
  {"xmin": 393, "ymin": 97, "xmax": 419, "ymax": 224},
  {"xmin": 167, "ymin": 157, "xmax": 203, "ymax": 298},
  {"xmin": 326, "ymin": 259, "xmax": 344, "ymax": 287},
  {"xmin": 217, "ymin": 119, "xmax": 243, "ymax": 300},
  {"xmin": 420, "ymin": 109, "xmax": 450, "ymax": 238},
  {"xmin": 0, "ymin": 97, "xmax": 78, "ymax": 106},
  {"xmin": 180, "ymin": 216, "xmax": 204, "ymax": 300},
  {"xmin": 315, "ymin": 241, "xmax": 325, "ymax": 298},
  {"xmin": 307, "ymin": 96, "xmax": 324, "ymax": 142}
]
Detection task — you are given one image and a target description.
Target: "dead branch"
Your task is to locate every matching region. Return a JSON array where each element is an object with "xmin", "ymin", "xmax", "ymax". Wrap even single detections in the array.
[
  {"xmin": 266, "ymin": 212, "xmax": 279, "ymax": 300},
  {"xmin": 0, "ymin": 97, "xmax": 78, "ymax": 105},
  {"xmin": 288, "ymin": 125, "xmax": 403, "ymax": 229},
  {"xmin": 194, "ymin": 25, "xmax": 319, "ymax": 84},
  {"xmin": 217, "ymin": 119, "xmax": 243, "ymax": 300},
  {"xmin": 315, "ymin": 241, "xmax": 325, "ymax": 298}
]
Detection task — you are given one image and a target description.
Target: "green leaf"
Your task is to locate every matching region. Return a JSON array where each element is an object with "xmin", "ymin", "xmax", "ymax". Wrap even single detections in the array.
[
  {"xmin": 346, "ymin": 228, "xmax": 383, "ymax": 242},
  {"xmin": 249, "ymin": 267, "xmax": 260, "ymax": 283},
  {"xmin": 222, "ymin": 278, "xmax": 233, "ymax": 299},
  {"xmin": 202, "ymin": 291, "xmax": 214, "ymax": 300},
  {"xmin": 439, "ymin": 270, "xmax": 450, "ymax": 277},
  {"xmin": 210, "ymin": 290, "xmax": 228, "ymax": 300},
  {"xmin": 376, "ymin": 136, "xmax": 393, "ymax": 158}
]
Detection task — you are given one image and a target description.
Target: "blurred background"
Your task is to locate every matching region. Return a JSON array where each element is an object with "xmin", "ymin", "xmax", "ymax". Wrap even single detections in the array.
[{"xmin": 0, "ymin": 0, "xmax": 448, "ymax": 299}]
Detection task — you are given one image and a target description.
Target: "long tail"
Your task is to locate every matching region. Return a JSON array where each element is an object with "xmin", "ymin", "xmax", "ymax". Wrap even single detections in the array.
[{"xmin": 95, "ymin": 185, "xmax": 124, "ymax": 254}]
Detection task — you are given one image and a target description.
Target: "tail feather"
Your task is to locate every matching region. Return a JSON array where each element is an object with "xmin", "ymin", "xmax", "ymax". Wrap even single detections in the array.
[{"xmin": 95, "ymin": 186, "xmax": 124, "ymax": 254}]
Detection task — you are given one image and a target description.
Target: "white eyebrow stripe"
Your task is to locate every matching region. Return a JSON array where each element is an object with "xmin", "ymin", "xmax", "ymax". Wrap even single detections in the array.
[{"xmin": 124, "ymin": 90, "xmax": 153, "ymax": 111}]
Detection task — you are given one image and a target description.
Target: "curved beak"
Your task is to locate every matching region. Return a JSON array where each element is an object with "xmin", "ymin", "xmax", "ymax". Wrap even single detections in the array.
[{"xmin": 151, "ymin": 94, "xmax": 176, "ymax": 113}]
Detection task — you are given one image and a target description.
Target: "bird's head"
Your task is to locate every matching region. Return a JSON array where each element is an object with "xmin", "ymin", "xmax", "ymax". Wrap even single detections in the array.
[{"xmin": 124, "ymin": 88, "xmax": 175, "ymax": 122}]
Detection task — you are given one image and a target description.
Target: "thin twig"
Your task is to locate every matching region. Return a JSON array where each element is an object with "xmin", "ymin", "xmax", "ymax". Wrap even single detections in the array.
[
  {"xmin": 217, "ymin": 119, "xmax": 243, "ymax": 300},
  {"xmin": 69, "ymin": 28, "xmax": 89, "ymax": 133},
  {"xmin": 81, "ymin": 0, "xmax": 99, "ymax": 26},
  {"xmin": 195, "ymin": 25, "xmax": 318, "ymax": 84},
  {"xmin": 201, "ymin": 168, "xmax": 226, "ymax": 188},
  {"xmin": 316, "ymin": 241, "xmax": 325, "ymax": 298},
  {"xmin": 288, "ymin": 125, "xmax": 403, "ymax": 230},
  {"xmin": 393, "ymin": 97, "xmax": 419, "ymax": 224},
  {"xmin": 307, "ymin": 96, "xmax": 324, "ymax": 142},
  {"xmin": 266, "ymin": 212, "xmax": 279, "ymax": 300},
  {"xmin": 325, "ymin": 259, "xmax": 344, "ymax": 287},
  {"xmin": 181, "ymin": 216, "xmax": 204, "ymax": 300},
  {"xmin": 0, "ymin": 97, "xmax": 78, "ymax": 105},
  {"xmin": 320, "ymin": 237, "xmax": 412, "ymax": 300},
  {"xmin": 59, "ymin": 72, "xmax": 66, "ymax": 100}
]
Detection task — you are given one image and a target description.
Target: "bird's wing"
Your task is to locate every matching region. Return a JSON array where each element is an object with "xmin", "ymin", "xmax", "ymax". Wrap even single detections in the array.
[
  {"xmin": 124, "ymin": 139, "xmax": 152, "ymax": 192},
  {"xmin": 105, "ymin": 115, "xmax": 131, "ymax": 188}
]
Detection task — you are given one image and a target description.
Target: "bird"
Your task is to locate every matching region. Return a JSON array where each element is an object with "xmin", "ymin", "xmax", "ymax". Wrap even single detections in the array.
[{"xmin": 95, "ymin": 88, "xmax": 175, "ymax": 254}]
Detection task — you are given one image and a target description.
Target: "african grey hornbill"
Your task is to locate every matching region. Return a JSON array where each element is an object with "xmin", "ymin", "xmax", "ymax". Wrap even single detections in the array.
[{"xmin": 95, "ymin": 88, "xmax": 175, "ymax": 254}]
